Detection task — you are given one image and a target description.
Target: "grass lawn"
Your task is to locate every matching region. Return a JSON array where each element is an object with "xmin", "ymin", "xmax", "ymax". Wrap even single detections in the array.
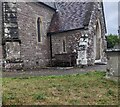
[{"xmin": 2, "ymin": 71, "xmax": 118, "ymax": 105}]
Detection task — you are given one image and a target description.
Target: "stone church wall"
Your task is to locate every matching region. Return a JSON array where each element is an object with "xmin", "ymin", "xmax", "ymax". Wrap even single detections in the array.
[
  {"xmin": 17, "ymin": 3, "xmax": 55, "ymax": 69},
  {"xmin": 0, "ymin": 2, "xmax": 2, "ymax": 61},
  {"xmin": 51, "ymin": 30, "xmax": 82, "ymax": 57},
  {"xmin": 86, "ymin": 2, "xmax": 107, "ymax": 65},
  {"xmin": 51, "ymin": 3, "xmax": 106, "ymax": 66},
  {"xmin": 0, "ymin": 2, "xmax": 106, "ymax": 70}
]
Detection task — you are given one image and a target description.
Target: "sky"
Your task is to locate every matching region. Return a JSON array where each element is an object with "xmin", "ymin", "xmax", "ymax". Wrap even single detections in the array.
[{"xmin": 103, "ymin": 1, "xmax": 119, "ymax": 35}]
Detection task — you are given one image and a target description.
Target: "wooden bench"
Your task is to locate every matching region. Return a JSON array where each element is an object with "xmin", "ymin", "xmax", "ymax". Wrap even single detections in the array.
[{"xmin": 54, "ymin": 53, "xmax": 77, "ymax": 67}]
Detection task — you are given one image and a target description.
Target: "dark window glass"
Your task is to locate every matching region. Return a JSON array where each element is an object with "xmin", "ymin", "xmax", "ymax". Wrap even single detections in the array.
[
  {"xmin": 63, "ymin": 40, "xmax": 66, "ymax": 52},
  {"xmin": 37, "ymin": 17, "xmax": 41, "ymax": 42}
]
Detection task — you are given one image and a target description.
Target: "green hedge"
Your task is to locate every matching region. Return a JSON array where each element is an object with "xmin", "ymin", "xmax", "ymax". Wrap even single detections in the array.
[{"xmin": 106, "ymin": 34, "xmax": 120, "ymax": 49}]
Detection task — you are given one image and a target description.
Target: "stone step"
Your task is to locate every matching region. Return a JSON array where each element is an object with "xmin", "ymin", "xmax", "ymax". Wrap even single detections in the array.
[{"xmin": 95, "ymin": 60, "xmax": 107, "ymax": 65}]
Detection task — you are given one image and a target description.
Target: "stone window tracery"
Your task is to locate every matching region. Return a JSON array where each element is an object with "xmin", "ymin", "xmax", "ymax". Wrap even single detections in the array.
[{"xmin": 2, "ymin": 2, "xmax": 18, "ymax": 39}]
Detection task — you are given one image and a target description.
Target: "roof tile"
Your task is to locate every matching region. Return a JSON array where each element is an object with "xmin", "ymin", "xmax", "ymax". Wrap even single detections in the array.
[{"xmin": 48, "ymin": 2, "xmax": 94, "ymax": 33}]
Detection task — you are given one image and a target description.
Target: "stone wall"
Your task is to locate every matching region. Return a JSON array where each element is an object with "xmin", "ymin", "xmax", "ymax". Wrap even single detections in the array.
[
  {"xmin": 0, "ymin": 2, "xmax": 2, "ymax": 64},
  {"xmin": 0, "ymin": 2, "xmax": 2, "ymax": 46},
  {"xmin": 17, "ymin": 2, "xmax": 55, "ymax": 69},
  {"xmin": 1, "ymin": 2, "xmax": 106, "ymax": 69},
  {"xmin": 86, "ymin": 2, "xmax": 107, "ymax": 65},
  {"xmin": 51, "ymin": 30, "xmax": 82, "ymax": 58},
  {"xmin": 0, "ymin": 2, "xmax": 2, "ymax": 106},
  {"xmin": 51, "ymin": 2, "xmax": 106, "ymax": 66}
]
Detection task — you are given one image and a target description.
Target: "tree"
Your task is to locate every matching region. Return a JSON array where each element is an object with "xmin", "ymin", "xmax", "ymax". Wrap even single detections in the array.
[{"xmin": 106, "ymin": 34, "xmax": 120, "ymax": 49}]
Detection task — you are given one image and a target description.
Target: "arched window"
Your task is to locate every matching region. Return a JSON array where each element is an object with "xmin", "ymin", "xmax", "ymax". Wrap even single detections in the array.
[
  {"xmin": 94, "ymin": 19, "xmax": 102, "ymax": 60},
  {"xmin": 37, "ymin": 17, "xmax": 41, "ymax": 42},
  {"xmin": 63, "ymin": 39, "xmax": 66, "ymax": 52}
]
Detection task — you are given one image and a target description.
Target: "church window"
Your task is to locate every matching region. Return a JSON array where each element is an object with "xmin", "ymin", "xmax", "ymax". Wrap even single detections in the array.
[
  {"xmin": 37, "ymin": 17, "xmax": 42, "ymax": 42},
  {"xmin": 62, "ymin": 39, "xmax": 66, "ymax": 52}
]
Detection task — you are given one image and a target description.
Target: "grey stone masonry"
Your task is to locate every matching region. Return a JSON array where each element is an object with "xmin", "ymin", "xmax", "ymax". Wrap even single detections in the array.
[
  {"xmin": 0, "ymin": 2, "xmax": 2, "ymax": 46},
  {"xmin": 106, "ymin": 49, "xmax": 120, "ymax": 78},
  {"xmin": 51, "ymin": 30, "xmax": 82, "ymax": 58},
  {"xmin": 0, "ymin": 2, "xmax": 106, "ymax": 70},
  {"xmin": 17, "ymin": 2, "xmax": 55, "ymax": 69},
  {"xmin": 50, "ymin": 2, "xmax": 106, "ymax": 66},
  {"xmin": 0, "ymin": 2, "xmax": 2, "ymax": 61},
  {"xmin": 86, "ymin": 2, "xmax": 107, "ymax": 65}
]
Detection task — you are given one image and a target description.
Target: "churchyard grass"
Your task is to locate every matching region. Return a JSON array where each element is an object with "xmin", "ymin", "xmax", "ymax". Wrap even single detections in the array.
[{"xmin": 2, "ymin": 71, "xmax": 118, "ymax": 105}]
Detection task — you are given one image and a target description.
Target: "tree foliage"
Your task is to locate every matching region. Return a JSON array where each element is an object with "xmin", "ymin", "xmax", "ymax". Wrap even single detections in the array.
[{"xmin": 106, "ymin": 34, "xmax": 120, "ymax": 49}]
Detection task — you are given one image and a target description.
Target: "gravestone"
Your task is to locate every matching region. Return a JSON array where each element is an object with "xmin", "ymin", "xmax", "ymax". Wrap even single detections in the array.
[{"xmin": 106, "ymin": 48, "xmax": 120, "ymax": 80}]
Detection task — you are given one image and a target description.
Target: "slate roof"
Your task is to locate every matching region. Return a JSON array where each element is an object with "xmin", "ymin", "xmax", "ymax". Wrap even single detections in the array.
[
  {"xmin": 39, "ymin": 2, "xmax": 56, "ymax": 10},
  {"xmin": 48, "ymin": 2, "xmax": 95, "ymax": 33}
]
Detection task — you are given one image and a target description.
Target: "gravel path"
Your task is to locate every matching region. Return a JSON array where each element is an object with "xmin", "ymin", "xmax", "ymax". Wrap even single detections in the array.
[{"xmin": 2, "ymin": 64, "xmax": 106, "ymax": 78}]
